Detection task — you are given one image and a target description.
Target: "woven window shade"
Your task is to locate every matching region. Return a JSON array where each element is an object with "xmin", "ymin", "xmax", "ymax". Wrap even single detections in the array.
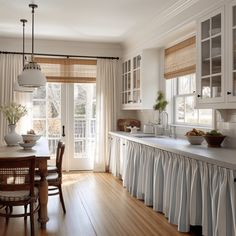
[
  {"xmin": 34, "ymin": 57, "xmax": 97, "ymax": 83},
  {"xmin": 164, "ymin": 36, "xmax": 196, "ymax": 79}
]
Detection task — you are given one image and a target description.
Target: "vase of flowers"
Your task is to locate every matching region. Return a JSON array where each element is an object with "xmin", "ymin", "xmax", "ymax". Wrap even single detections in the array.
[{"xmin": 0, "ymin": 103, "xmax": 27, "ymax": 146}]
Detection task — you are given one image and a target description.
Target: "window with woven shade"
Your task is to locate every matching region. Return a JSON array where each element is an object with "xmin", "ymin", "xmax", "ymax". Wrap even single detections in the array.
[
  {"xmin": 34, "ymin": 57, "xmax": 97, "ymax": 83},
  {"xmin": 164, "ymin": 36, "xmax": 196, "ymax": 79}
]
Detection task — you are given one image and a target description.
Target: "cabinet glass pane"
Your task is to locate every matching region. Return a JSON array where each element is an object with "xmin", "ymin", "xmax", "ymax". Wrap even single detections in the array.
[
  {"xmin": 233, "ymin": 6, "xmax": 236, "ymax": 27},
  {"xmin": 122, "ymin": 75, "xmax": 124, "ymax": 91},
  {"xmin": 201, "ymin": 77, "xmax": 211, "ymax": 98},
  {"xmin": 211, "ymin": 36, "xmax": 221, "ymax": 57},
  {"xmin": 233, "ymin": 29, "xmax": 236, "ymax": 70},
  {"xmin": 202, "ymin": 40, "xmax": 210, "ymax": 76},
  {"xmin": 233, "ymin": 72, "xmax": 236, "ymax": 96},
  {"xmin": 127, "ymin": 73, "xmax": 131, "ymax": 90},
  {"xmin": 201, "ymin": 19, "xmax": 210, "ymax": 39},
  {"xmin": 128, "ymin": 60, "xmax": 131, "ymax": 72},
  {"xmin": 133, "ymin": 57, "xmax": 136, "ymax": 69},
  {"xmin": 128, "ymin": 92, "xmax": 131, "ymax": 103},
  {"xmin": 124, "ymin": 62, "xmax": 127, "ymax": 73},
  {"xmin": 211, "ymin": 14, "xmax": 221, "ymax": 36},
  {"xmin": 212, "ymin": 56, "xmax": 221, "ymax": 74},
  {"xmin": 136, "ymin": 70, "xmax": 140, "ymax": 89},
  {"xmin": 133, "ymin": 90, "xmax": 140, "ymax": 103},
  {"xmin": 133, "ymin": 71, "xmax": 136, "ymax": 88},
  {"xmin": 122, "ymin": 63, "xmax": 124, "ymax": 74},
  {"xmin": 124, "ymin": 74, "xmax": 127, "ymax": 90},
  {"xmin": 137, "ymin": 55, "xmax": 141, "ymax": 67},
  {"xmin": 212, "ymin": 75, "xmax": 221, "ymax": 97}
]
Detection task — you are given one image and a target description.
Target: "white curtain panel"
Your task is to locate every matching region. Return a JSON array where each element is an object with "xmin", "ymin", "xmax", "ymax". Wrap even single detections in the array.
[
  {"xmin": 94, "ymin": 59, "xmax": 118, "ymax": 172},
  {"xmin": 0, "ymin": 54, "xmax": 22, "ymax": 145},
  {"xmin": 124, "ymin": 140, "xmax": 236, "ymax": 235},
  {"xmin": 109, "ymin": 136, "xmax": 120, "ymax": 177}
]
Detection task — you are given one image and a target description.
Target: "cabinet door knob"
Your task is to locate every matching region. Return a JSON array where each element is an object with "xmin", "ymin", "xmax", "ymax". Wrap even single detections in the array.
[
  {"xmin": 197, "ymin": 94, "xmax": 201, "ymax": 98},
  {"xmin": 227, "ymin": 91, "xmax": 232, "ymax": 95}
]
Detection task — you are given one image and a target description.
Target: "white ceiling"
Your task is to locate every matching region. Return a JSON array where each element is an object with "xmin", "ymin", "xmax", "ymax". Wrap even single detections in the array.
[{"xmin": 0, "ymin": 0, "xmax": 177, "ymax": 43}]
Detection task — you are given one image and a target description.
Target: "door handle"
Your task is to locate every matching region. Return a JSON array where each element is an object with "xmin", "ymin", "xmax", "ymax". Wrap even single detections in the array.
[{"xmin": 62, "ymin": 125, "xmax": 65, "ymax": 137}]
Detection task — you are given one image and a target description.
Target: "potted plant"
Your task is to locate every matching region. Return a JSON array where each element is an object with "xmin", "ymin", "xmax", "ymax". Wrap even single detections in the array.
[
  {"xmin": 153, "ymin": 91, "xmax": 168, "ymax": 135},
  {"xmin": 0, "ymin": 103, "xmax": 27, "ymax": 146}
]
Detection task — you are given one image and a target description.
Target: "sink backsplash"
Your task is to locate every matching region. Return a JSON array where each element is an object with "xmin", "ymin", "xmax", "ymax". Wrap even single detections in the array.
[{"xmin": 136, "ymin": 109, "xmax": 236, "ymax": 148}]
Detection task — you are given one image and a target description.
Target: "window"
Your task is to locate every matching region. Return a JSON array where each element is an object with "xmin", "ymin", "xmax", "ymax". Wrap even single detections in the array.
[{"xmin": 171, "ymin": 74, "xmax": 212, "ymax": 126}]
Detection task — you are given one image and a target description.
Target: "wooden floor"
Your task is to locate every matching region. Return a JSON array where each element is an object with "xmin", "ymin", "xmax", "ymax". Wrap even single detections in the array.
[{"xmin": 0, "ymin": 172, "xmax": 200, "ymax": 236}]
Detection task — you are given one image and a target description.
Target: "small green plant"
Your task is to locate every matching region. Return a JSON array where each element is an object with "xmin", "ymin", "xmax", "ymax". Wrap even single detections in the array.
[
  {"xmin": 0, "ymin": 103, "xmax": 27, "ymax": 125},
  {"xmin": 206, "ymin": 130, "xmax": 223, "ymax": 136},
  {"xmin": 153, "ymin": 91, "xmax": 168, "ymax": 124}
]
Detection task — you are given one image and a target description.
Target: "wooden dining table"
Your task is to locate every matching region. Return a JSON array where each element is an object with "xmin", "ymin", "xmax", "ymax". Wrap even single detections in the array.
[{"xmin": 0, "ymin": 137, "xmax": 50, "ymax": 229}]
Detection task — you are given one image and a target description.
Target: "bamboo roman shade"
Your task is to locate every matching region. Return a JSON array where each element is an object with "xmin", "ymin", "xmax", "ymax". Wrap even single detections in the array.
[
  {"xmin": 34, "ymin": 57, "xmax": 97, "ymax": 83},
  {"xmin": 164, "ymin": 36, "xmax": 196, "ymax": 79}
]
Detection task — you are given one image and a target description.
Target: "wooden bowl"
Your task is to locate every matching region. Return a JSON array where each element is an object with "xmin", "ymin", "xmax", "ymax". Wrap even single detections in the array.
[{"xmin": 204, "ymin": 135, "xmax": 226, "ymax": 147}]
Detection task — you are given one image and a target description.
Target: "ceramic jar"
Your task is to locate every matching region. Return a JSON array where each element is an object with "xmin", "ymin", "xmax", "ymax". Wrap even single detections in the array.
[{"xmin": 4, "ymin": 124, "xmax": 22, "ymax": 146}]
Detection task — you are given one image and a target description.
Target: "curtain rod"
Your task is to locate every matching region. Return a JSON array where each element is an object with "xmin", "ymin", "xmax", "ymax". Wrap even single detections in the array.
[{"xmin": 0, "ymin": 51, "xmax": 119, "ymax": 60}]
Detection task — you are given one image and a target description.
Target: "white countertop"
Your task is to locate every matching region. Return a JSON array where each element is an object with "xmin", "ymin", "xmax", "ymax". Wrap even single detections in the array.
[{"xmin": 109, "ymin": 131, "xmax": 236, "ymax": 170}]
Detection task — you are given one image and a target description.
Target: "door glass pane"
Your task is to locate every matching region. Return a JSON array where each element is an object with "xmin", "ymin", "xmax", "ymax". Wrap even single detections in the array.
[
  {"xmin": 202, "ymin": 40, "xmax": 210, "ymax": 76},
  {"xmin": 74, "ymin": 84, "xmax": 96, "ymax": 159},
  {"xmin": 212, "ymin": 75, "xmax": 221, "ymax": 97},
  {"xmin": 211, "ymin": 14, "xmax": 221, "ymax": 36},
  {"xmin": 201, "ymin": 19, "xmax": 210, "ymax": 39},
  {"xmin": 201, "ymin": 77, "xmax": 211, "ymax": 98},
  {"xmin": 32, "ymin": 83, "xmax": 62, "ymax": 157}
]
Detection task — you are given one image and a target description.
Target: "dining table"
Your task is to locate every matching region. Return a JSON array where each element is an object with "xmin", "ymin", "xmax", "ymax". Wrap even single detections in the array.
[{"xmin": 0, "ymin": 137, "xmax": 50, "ymax": 229}]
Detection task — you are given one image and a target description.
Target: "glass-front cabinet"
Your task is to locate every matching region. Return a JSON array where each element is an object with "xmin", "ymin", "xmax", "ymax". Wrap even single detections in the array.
[
  {"xmin": 122, "ymin": 56, "xmax": 141, "ymax": 107},
  {"xmin": 197, "ymin": 7, "xmax": 224, "ymax": 105},
  {"xmin": 228, "ymin": 1, "xmax": 236, "ymax": 102}
]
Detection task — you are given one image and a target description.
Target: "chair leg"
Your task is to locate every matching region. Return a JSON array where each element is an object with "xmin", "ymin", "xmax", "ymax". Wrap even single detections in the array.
[
  {"xmin": 58, "ymin": 185, "xmax": 66, "ymax": 214},
  {"xmin": 30, "ymin": 202, "xmax": 35, "ymax": 236},
  {"xmin": 24, "ymin": 204, "xmax": 28, "ymax": 220}
]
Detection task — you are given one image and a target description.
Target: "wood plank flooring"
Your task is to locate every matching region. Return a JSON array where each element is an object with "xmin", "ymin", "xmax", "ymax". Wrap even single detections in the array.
[{"xmin": 0, "ymin": 172, "xmax": 199, "ymax": 236}]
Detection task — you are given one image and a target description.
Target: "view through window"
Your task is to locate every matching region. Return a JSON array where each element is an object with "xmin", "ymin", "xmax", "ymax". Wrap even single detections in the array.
[{"xmin": 173, "ymin": 74, "xmax": 212, "ymax": 126}]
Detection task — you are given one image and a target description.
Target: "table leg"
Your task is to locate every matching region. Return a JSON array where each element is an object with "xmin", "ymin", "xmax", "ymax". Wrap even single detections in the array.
[{"xmin": 38, "ymin": 159, "xmax": 49, "ymax": 228}]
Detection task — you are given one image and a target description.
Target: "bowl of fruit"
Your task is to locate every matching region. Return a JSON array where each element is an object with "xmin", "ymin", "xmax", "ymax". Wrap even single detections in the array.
[
  {"xmin": 22, "ymin": 129, "xmax": 41, "ymax": 143},
  {"xmin": 204, "ymin": 130, "xmax": 226, "ymax": 147},
  {"xmin": 185, "ymin": 128, "xmax": 205, "ymax": 145}
]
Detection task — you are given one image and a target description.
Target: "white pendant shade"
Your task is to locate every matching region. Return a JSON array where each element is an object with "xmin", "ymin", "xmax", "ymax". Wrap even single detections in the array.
[
  {"xmin": 18, "ymin": 61, "xmax": 46, "ymax": 88},
  {"xmin": 14, "ymin": 79, "xmax": 35, "ymax": 92}
]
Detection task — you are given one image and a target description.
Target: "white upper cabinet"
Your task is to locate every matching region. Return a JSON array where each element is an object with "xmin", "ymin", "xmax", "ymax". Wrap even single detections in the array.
[
  {"xmin": 196, "ymin": 2, "xmax": 236, "ymax": 108},
  {"xmin": 121, "ymin": 49, "xmax": 160, "ymax": 110},
  {"xmin": 196, "ymin": 7, "xmax": 225, "ymax": 108},
  {"xmin": 228, "ymin": 0, "xmax": 236, "ymax": 102}
]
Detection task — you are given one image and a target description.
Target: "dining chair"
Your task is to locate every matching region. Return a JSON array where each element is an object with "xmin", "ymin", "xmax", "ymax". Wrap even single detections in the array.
[
  {"xmin": 0, "ymin": 156, "xmax": 39, "ymax": 236},
  {"xmin": 36, "ymin": 141, "xmax": 66, "ymax": 213}
]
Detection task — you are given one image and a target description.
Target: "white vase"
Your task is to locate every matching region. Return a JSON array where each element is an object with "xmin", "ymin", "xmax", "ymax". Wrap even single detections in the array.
[{"xmin": 4, "ymin": 124, "xmax": 22, "ymax": 146}]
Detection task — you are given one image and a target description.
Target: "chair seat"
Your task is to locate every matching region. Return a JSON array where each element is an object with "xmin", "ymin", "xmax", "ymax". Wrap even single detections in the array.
[
  {"xmin": 35, "ymin": 172, "xmax": 59, "ymax": 182},
  {"xmin": 0, "ymin": 187, "xmax": 38, "ymax": 202},
  {"xmin": 47, "ymin": 165, "xmax": 57, "ymax": 172}
]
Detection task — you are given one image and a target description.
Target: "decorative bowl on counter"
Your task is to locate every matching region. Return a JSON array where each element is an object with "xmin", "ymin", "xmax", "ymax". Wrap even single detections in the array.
[
  {"xmin": 22, "ymin": 134, "xmax": 41, "ymax": 143},
  {"xmin": 19, "ymin": 141, "xmax": 36, "ymax": 149},
  {"xmin": 204, "ymin": 130, "xmax": 226, "ymax": 147},
  {"xmin": 185, "ymin": 128, "xmax": 205, "ymax": 145},
  {"xmin": 186, "ymin": 135, "xmax": 204, "ymax": 145},
  {"xmin": 204, "ymin": 135, "xmax": 226, "ymax": 147}
]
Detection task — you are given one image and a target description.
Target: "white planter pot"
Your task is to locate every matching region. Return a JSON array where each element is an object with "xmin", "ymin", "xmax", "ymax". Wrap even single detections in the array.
[{"xmin": 4, "ymin": 124, "xmax": 22, "ymax": 146}]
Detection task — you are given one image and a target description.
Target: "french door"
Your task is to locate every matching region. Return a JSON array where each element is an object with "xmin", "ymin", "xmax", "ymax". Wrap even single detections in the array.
[{"xmin": 32, "ymin": 82, "xmax": 96, "ymax": 171}]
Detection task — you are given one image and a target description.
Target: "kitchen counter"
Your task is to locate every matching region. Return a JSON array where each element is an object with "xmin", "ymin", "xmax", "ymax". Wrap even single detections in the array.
[{"xmin": 109, "ymin": 131, "xmax": 236, "ymax": 170}]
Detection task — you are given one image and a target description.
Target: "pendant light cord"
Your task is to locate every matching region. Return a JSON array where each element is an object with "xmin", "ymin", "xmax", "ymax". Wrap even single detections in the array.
[
  {"xmin": 20, "ymin": 19, "xmax": 27, "ymax": 67},
  {"xmin": 29, "ymin": 4, "xmax": 37, "ymax": 62}
]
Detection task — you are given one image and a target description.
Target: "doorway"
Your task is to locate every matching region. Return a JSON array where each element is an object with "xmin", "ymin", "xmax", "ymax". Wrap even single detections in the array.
[{"xmin": 32, "ymin": 82, "xmax": 96, "ymax": 171}]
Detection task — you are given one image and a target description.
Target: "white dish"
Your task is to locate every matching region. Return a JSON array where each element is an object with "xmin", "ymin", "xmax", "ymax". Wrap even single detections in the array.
[
  {"xmin": 22, "ymin": 134, "xmax": 41, "ymax": 142},
  {"xmin": 19, "ymin": 142, "xmax": 36, "ymax": 149},
  {"xmin": 186, "ymin": 136, "xmax": 204, "ymax": 145}
]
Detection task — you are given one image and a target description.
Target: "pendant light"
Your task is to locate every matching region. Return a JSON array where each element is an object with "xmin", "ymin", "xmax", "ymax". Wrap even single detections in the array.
[
  {"xmin": 18, "ymin": 3, "xmax": 46, "ymax": 88},
  {"xmin": 14, "ymin": 19, "xmax": 35, "ymax": 92}
]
